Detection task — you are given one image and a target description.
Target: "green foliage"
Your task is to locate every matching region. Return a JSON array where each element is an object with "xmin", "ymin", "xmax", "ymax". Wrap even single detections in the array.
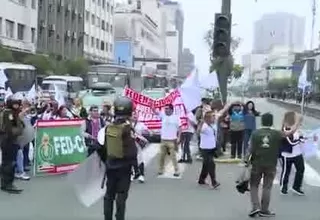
[
  {"xmin": 267, "ymin": 78, "xmax": 291, "ymax": 91},
  {"xmin": 23, "ymin": 54, "xmax": 55, "ymax": 75},
  {"xmin": 0, "ymin": 45, "xmax": 14, "ymax": 62},
  {"xmin": 232, "ymin": 64, "xmax": 244, "ymax": 79},
  {"xmin": 63, "ymin": 57, "xmax": 88, "ymax": 76}
]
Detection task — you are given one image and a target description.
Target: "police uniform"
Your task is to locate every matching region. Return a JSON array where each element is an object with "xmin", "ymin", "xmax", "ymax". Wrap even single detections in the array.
[
  {"xmin": 0, "ymin": 98, "xmax": 24, "ymax": 194},
  {"xmin": 101, "ymin": 96, "xmax": 137, "ymax": 220}
]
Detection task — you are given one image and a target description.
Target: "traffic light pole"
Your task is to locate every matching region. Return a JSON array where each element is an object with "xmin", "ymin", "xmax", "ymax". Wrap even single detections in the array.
[{"xmin": 217, "ymin": 0, "xmax": 231, "ymax": 104}]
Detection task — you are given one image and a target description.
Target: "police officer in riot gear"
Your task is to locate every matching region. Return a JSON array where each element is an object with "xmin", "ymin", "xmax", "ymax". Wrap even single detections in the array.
[
  {"xmin": 101, "ymin": 96, "xmax": 137, "ymax": 220},
  {"xmin": 0, "ymin": 97, "xmax": 24, "ymax": 194}
]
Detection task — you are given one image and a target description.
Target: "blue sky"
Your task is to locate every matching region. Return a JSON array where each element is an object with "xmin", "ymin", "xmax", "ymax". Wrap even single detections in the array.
[{"xmin": 181, "ymin": 0, "xmax": 317, "ymax": 75}]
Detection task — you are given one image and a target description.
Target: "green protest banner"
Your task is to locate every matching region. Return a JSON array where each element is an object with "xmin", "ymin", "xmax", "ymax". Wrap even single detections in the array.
[{"xmin": 34, "ymin": 119, "xmax": 87, "ymax": 176}]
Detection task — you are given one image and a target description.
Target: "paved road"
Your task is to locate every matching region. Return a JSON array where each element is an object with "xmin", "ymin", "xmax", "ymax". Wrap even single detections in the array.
[{"xmin": 1, "ymin": 98, "xmax": 320, "ymax": 220}]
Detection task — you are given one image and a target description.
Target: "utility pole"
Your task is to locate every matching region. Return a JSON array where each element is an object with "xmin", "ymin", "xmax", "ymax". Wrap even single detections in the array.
[{"xmin": 215, "ymin": 0, "xmax": 232, "ymax": 103}]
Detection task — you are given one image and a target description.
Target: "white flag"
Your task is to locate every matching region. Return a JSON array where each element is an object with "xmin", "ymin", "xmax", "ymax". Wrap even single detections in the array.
[
  {"xmin": 0, "ymin": 69, "xmax": 8, "ymax": 88},
  {"xmin": 298, "ymin": 62, "xmax": 311, "ymax": 89},
  {"xmin": 200, "ymin": 71, "xmax": 220, "ymax": 90},
  {"xmin": 27, "ymin": 84, "xmax": 37, "ymax": 102}
]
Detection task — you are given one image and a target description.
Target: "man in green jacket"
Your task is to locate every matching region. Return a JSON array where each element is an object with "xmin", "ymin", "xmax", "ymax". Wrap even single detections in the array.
[{"xmin": 247, "ymin": 112, "xmax": 301, "ymax": 218}]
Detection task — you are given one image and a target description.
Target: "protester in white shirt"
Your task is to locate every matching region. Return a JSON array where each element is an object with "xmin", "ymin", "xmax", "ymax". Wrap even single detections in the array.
[
  {"xmin": 155, "ymin": 104, "xmax": 181, "ymax": 177},
  {"xmin": 280, "ymin": 111, "xmax": 305, "ymax": 196},
  {"xmin": 178, "ymin": 112, "xmax": 196, "ymax": 163},
  {"xmin": 131, "ymin": 113, "xmax": 149, "ymax": 183},
  {"xmin": 197, "ymin": 102, "xmax": 233, "ymax": 189}
]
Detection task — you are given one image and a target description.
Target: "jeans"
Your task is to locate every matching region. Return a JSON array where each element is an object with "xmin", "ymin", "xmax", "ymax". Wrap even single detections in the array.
[
  {"xmin": 1, "ymin": 141, "xmax": 19, "ymax": 187},
  {"xmin": 243, "ymin": 129, "xmax": 253, "ymax": 155},
  {"xmin": 23, "ymin": 143, "xmax": 30, "ymax": 167},
  {"xmin": 16, "ymin": 148, "xmax": 24, "ymax": 175},
  {"xmin": 230, "ymin": 130, "xmax": 244, "ymax": 158},
  {"xmin": 180, "ymin": 132, "xmax": 193, "ymax": 160}
]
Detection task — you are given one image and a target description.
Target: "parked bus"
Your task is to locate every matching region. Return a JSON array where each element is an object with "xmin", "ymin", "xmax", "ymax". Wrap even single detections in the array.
[
  {"xmin": 142, "ymin": 73, "xmax": 169, "ymax": 89},
  {"xmin": 41, "ymin": 75, "xmax": 84, "ymax": 100},
  {"xmin": 88, "ymin": 64, "xmax": 143, "ymax": 92},
  {"xmin": 0, "ymin": 62, "xmax": 36, "ymax": 93}
]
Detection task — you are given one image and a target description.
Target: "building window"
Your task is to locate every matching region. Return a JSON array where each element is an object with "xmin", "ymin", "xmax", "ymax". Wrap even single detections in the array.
[
  {"xmin": 91, "ymin": 37, "xmax": 94, "ymax": 47},
  {"xmin": 106, "ymin": 42, "xmax": 109, "ymax": 52},
  {"xmin": 31, "ymin": 28, "xmax": 35, "ymax": 43},
  {"xmin": 102, "ymin": 0, "xmax": 105, "ymax": 8},
  {"xmin": 106, "ymin": 22, "xmax": 109, "ymax": 32},
  {"xmin": 110, "ymin": 25, "xmax": 113, "ymax": 33},
  {"xmin": 107, "ymin": 2, "xmax": 110, "ymax": 11},
  {"xmin": 98, "ymin": 0, "xmax": 101, "ymax": 6},
  {"xmin": 91, "ymin": 14, "xmax": 95, "ymax": 25},
  {"xmin": 96, "ymin": 39, "xmax": 99, "ymax": 49},
  {"xmin": 101, "ymin": 20, "xmax": 105, "ymax": 30},
  {"xmin": 18, "ymin": 0, "xmax": 26, "ymax": 6},
  {"xmin": 85, "ymin": 11, "xmax": 90, "ymax": 22},
  {"xmin": 92, "ymin": 0, "xmax": 95, "ymax": 3},
  {"xmin": 84, "ymin": 34, "xmax": 89, "ymax": 45},
  {"xmin": 5, "ymin": 20, "xmax": 14, "ymax": 38},
  {"xmin": 31, "ymin": 0, "xmax": 36, "ymax": 9},
  {"xmin": 100, "ymin": 41, "xmax": 105, "ymax": 50},
  {"xmin": 110, "ymin": 43, "xmax": 113, "ymax": 52},
  {"xmin": 96, "ymin": 17, "xmax": 100, "ymax": 27},
  {"xmin": 17, "ymin": 24, "xmax": 25, "ymax": 40}
]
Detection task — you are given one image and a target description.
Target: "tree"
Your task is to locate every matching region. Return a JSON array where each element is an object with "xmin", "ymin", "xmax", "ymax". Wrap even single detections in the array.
[
  {"xmin": 0, "ymin": 45, "xmax": 14, "ymax": 62},
  {"xmin": 232, "ymin": 64, "xmax": 244, "ymax": 79},
  {"xmin": 23, "ymin": 54, "xmax": 54, "ymax": 75},
  {"xmin": 267, "ymin": 78, "xmax": 290, "ymax": 91},
  {"xmin": 63, "ymin": 57, "xmax": 88, "ymax": 76}
]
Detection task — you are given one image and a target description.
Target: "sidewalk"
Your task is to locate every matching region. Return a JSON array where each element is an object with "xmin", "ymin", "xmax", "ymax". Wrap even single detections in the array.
[{"xmin": 278, "ymin": 99, "xmax": 320, "ymax": 111}]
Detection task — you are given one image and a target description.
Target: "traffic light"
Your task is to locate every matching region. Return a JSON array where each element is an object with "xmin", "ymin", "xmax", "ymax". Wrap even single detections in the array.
[{"xmin": 213, "ymin": 13, "xmax": 232, "ymax": 57}]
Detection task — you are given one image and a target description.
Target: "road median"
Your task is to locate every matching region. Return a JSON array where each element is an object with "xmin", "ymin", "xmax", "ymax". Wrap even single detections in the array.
[{"xmin": 267, "ymin": 98, "xmax": 320, "ymax": 119}]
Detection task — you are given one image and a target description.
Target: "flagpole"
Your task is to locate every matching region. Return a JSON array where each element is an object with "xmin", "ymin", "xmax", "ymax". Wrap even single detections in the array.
[{"xmin": 301, "ymin": 87, "xmax": 305, "ymax": 114}]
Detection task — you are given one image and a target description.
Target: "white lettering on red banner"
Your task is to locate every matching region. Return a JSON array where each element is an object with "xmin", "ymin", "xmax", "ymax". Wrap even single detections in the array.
[{"xmin": 124, "ymin": 88, "xmax": 187, "ymax": 130}]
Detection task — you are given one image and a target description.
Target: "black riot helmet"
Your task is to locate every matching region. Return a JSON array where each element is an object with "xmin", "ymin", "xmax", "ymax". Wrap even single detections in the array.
[
  {"xmin": 113, "ymin": 96, "xmax": 133, "ymax": 117},
  {"xmin": 6, "ymin": 96, "xmax": 22, "ymax": 109}
]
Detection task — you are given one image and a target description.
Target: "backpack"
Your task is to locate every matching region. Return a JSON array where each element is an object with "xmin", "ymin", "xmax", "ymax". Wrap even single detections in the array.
[{"xmin": 105, "ymin": 123, "xmax": 128, "ymax": 159}]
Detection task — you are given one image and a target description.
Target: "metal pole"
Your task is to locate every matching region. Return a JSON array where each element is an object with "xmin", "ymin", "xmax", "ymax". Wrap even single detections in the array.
[
  {"xmin": 301, "ymin": 87, "xmax": 305, "ymax": 114},
  {"xmin": 216, "ymin": 0, "xmax": 232, "ymax": 104},
  {"xmin": 310, "ymin": 0, "xmax": 316, "ymax": 49}
]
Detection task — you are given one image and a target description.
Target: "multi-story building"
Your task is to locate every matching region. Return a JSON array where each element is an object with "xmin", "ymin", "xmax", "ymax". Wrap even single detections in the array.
[
  {"xmin": 37, "ymin": 0, "xmax": 85, "ymax": 59},
  {"xmin": 0, "ymin": 0, "xmax": 38, "ymax": 53},
  {"xmin": 161, "ymin": 0, "xmax": 183, "ymax": 76},
  {"xmin": 181, "ymin": 48, "xmax": 194, "ymax": 77},
  {"xmin": 253, "ymin": 12, "xmax": 305, "ymax": 53},
  {"xmin": 113, "ymin": 0, "xmax": 164, "ymax": 67},
  {"xmin": 84, "ymin": 0, "xmax": 115, "ymax": 63},
  {"xmin": 37, "ymin": 0, "xmax": 114, "ymax": 62}
]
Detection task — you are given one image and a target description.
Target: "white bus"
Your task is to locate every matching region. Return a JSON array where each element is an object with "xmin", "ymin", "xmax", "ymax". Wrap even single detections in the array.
[
  {"xmin": 0, "ymin": 62, "xmax": 36, "ymax": 93},
  {"xmin": 41, "ymin": 75, "xmax": 84, "ymax": 100},
  {"xmin": 88, "ymin": 64, "xmax": 142, "ymax": 92}
]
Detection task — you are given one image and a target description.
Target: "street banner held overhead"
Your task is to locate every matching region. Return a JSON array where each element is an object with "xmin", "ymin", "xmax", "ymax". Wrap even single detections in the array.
[
  {"xmin": 124, "ymin": 87, "xmax": 187, "ymax": 130},
  {"xmin": 34, "ymin": 119, "xmax": 87, "ymax": 176}
]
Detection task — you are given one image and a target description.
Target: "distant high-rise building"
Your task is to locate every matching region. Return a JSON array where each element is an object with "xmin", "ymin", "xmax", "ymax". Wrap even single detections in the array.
[
  {"xmin": 181, "ymin": 48, "xmax": 194, "ymax": 77},
  {"xmin": 253, "ymin": 12, "xmax": 305, "ymax": 53},
  {"xmin": 161, "ymin": 0, "xmax": 184, "ymax": 76}
]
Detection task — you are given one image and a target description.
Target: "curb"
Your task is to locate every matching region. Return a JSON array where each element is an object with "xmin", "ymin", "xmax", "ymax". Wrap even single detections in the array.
[{"xmin": 267, "ymin": 98, "xmax": 320, "ymax": 119}]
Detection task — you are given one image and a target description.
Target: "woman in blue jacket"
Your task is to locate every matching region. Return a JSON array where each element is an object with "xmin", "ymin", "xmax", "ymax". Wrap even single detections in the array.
[{"xmin": 243, "ymin": 101, "xmax": 259, "ymax": 155}]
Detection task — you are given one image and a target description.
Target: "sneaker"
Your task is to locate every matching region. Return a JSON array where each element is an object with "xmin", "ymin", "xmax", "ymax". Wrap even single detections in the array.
[
  {"xmin": 211, "ymin": 182, "xmax": 220, "ymax": 189},
  {"xmin": 185, "ymin": 158, "xmax": 193, "ymax": 164},
  {"xmin": 248, "ymin": 209, "xmax": 260, "ymax": 218},
  {"xmin": 15, "ymin": 173, "xmax": 30, "ymax": 181},
  {"xmin": 292, "ymin": 188, "xmax": 305, "ymax": 196},
  {"xmin": 173, "ymin": 172, "xmax": 180, "ymax": 177},
  {"xmin": 1, "ymin": 184, "xmax": 23, "ymax": 194},
  {"xmin": 178, "ymin": 159, "xmax": 185, "ymax": 163},
  {"xmin": 198, "ymin": 181, "xmax": 208, "ymax": 186},
  {"xmin": 157, "ymin": 171, "xmax": 163, "ymax": 176},
  {"xmin": 280, "ymin": 188, "xmax": 288, "ymax": 195},
  {"xmin": 196, "ymin": 155, "xmax": 202, "ymax": 160},
  {"xmin": 138, "ymin": 175, "xmax": 145, "ymax": 183},
  {"xmin": 259, "ymin": 210, "xmax": 275, "ymax": 217}
]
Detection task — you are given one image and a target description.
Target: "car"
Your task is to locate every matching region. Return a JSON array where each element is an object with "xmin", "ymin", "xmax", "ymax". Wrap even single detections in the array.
[{"xmin": 140, "ymin": 88, "xmax": 167, "ymax": 142}]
